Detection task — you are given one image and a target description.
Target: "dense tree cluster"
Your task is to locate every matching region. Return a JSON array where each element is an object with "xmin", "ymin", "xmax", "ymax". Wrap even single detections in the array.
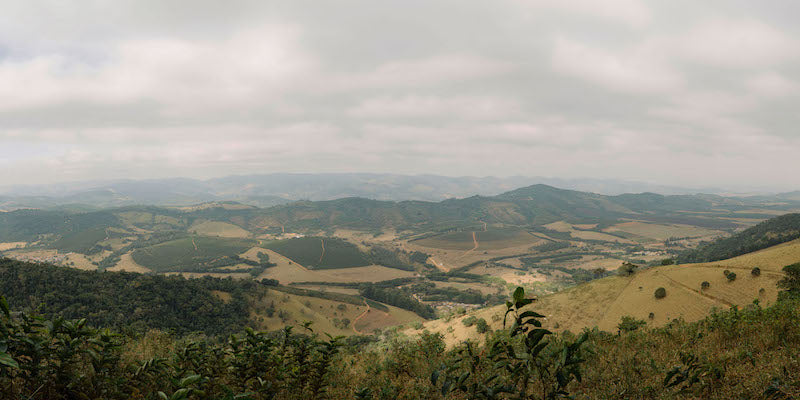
[{"xmin": 0, "ymin": 258, "xmax": 251, "ymax": 336}]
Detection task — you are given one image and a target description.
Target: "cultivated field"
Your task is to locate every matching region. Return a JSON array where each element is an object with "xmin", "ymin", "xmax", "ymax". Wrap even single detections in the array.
[
  {"xmin": 263, "ymin": 237, "xmax": 369, "ymax": 269},
  {"xmin": 131, "ymin": 236, "xmax": 256, "ymax": 272},
  {"xmin": 603, "ymin": 221, "xmax": 723, "ymax": 241}
]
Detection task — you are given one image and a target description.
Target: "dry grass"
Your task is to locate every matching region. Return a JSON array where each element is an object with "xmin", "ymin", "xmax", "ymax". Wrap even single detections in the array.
[
  {"xmin": 604, "ymin": 221, "xmax": 723, "ymax": 241},
  {"xmin": 189, "ymin": 220, "xmax": 251, "ymax": 238},
  {"xmin": 107, "ymin": 253, "xmax": 153, "ymax": 273},
  {"xmin": 412, "ymin": 239, "xmax": 799, "ymax": 346},
  {"xmin": 0, "ymin": 242, "xmax": 27, "ymax": 251},
  {"xmin": 256, "ymin": 248, "xmax": 414, "ymax": 284}
]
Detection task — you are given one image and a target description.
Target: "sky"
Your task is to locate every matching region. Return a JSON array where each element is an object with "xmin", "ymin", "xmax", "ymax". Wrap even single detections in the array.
[{"xmin": 1, "ymin": 1, "xmax": 799, "ymax": 190}]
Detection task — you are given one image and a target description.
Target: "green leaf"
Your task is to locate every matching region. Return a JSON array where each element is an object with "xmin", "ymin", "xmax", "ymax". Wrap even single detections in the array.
[
  {"xmin": 513, "ymin": 287, "xmax": 525, "ymax": 303},
  {"xmin": 0, "ymin": 352, "xmax": 19, "ymax": 369},
  {"xmin": 157, "ymin": 392, "xmax": 169, "ymax": 400},
  {"xmin": 180, "ymin": 374, "xmax": 201, "ymax": 387},
  {"xmin": 519, "ymin": 311, "xmax": 545, "ymax": 319}
]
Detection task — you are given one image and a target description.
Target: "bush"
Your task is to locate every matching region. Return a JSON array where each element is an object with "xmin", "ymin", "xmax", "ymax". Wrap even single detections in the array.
[
  {"xmin": 661, "ymin": 259, "xmax": 675, "ymax": 265},
  {"xmin": 654, "ymin": 287, "xmax": 667, "ymax": 299},
  {"xmin": 751, "ymin": 267, "xmax": 761, "ymax": 277},
  {"xmin": 618, "ymin": 262, "xmax": 639, "ymax": 277},
  {"xmin": 701, "ymin": 281, "xmax": 710, "ymax": 290},
  {"xmin": 618, "ymin": 315, "xmax": 647, "ymax": 332},
  {"xmin": 462, "ymin": 315, "xmax": 478, "ymax": 327},
  {"xmin": 475, "ymin": 318, "xmax": 490, "ymax": 333},
  {"xmin": 726, "ymin": 272, "xmax": 737, "ymax": 282},
  {"xmin": 648, "ymin": 312, "xmax": 655, "ymax": 320}
]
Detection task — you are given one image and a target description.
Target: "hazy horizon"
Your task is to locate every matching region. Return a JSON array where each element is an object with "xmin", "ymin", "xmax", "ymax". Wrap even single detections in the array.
[{"xmin": 2, "ymin": 1, "xmax": 800, "ymax": 189}]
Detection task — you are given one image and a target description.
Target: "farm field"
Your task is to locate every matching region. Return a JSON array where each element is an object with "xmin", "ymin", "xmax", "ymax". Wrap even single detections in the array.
[
  {"xmin": 263, "ymin": 236, "xmax": 370, "ymax": 269},
  {"xmin": 292, "ymin": 285, "xmax": 361, "ymax": 295},
  {"xmin": 131, "ymin": 236, "xmax": 256, "ymax": 272},
  {"xmin": 412, "ymin": 228, "xmax": 537, "ymax": 251}
]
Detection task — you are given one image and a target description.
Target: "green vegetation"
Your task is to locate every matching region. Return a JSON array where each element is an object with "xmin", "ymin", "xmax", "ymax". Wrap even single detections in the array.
[
  {"xmin": 701, "ymin": 281, "xmax": 710, "ymax": 290},
  {"xmin": 0, "ymin": 258, "xmax": 249, "ymax": 335},
  {"xmin": 678, "ymin": 213, "xmax": 800, "ymax": 263},
  {"xmin": 4, "ymin": 267, "xmax": 800, "ymax": 399},
  {"xmin": 131, "ymin": 236, "xmax": 256, "ymax": 272},
  {"xmin": 357, "ymin": 285, "xmax": 435, "ymax": 319},
  {"xmin": 752, "ymin": 266, "xmax": 762, "ymax": 277},
  {"xmin": 618, "ymin": 262, "xmax": 639, "ymax": 276},
  {"xmin": 654, "ymin": 287, "xmax": 667, "ymax": 299},
  {"xmin": 778, "ymin": 262, "xmax": 800, "ymax": 300},
  {"xmin": 617, "ymin": 315, "xmax": 647, "ymax": 332}
]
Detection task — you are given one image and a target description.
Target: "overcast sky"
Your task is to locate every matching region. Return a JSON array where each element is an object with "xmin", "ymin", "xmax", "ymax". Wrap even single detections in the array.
[{"xmin": 1, "ymin": 1, "xmax": 799, "ymax": 190}]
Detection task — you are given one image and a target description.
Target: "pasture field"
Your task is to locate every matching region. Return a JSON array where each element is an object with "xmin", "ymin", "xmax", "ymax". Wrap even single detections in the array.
[
  {"xmin": 0, "ymin": 242, "xmax": 26, "ymax": 251},
  {"xmin": 189, "ymin": 220, "xmax": 251, "ymax": 238},
  {"xmin": 63, "ymin": 253, "xmax": 98, "ymax": 271},
  {"xmin": 130, "ymin": 236, "xmax": 256, "ymax": 272},
  {"xmin": 258, "ymin": 257, "xmax": 415, "ymax": 284},
  {"xmin": 107, "ymin": 253, "xmax": 152, "ymax": 273},
  {"xmin": 432, "ymin": 281, "xmax": 501, "ymax": 295},
  {"xmin": 603, "ymin": 221, "xmax": 723, "ymax": 241},
  {"xmin": 292, "ymin": 285, "xmax": 361, "ymax": 295},
  {"xmin": 246, "ymin": 287, "xmax": 422, "ymax": 337},
  {"xmin": 263, "ymin": 236, "xmax": 369, "ymax": 269}
]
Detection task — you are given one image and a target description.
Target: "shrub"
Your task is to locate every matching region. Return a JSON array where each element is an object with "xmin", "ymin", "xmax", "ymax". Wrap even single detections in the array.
[
  {"xmin": 412, "ymin": 321, "xmax": 424, "ymax": 330},
  {"xmin": 618, "ymin": 262, "xmax": 639, "ymax": 277},
  {"xmin": 726, "ymin": 272, "xmax": 737, "ymax": 282},
  {"xmin": 618, "ymin": 315, "xmax": 647, "ymax": 332},
  {"xmin": 462, "ymin": 315, "xmax": 478, "ymax": 327},
  {"xmin": 723, "ymin": 269, "xmax": 731, "ymax": 277},
  {"xmin": 654, "ymin": 287, "xmax": 667, "ymax": 299},
  {"xmin": 475, "ymin": 318, "xmax": 489, "ymax": 333},
  {"xmin": 751, "ymin": 267, "xmax": 761, "ymax": 277},
  {"xmin": 701, "ymin": 281, "xmax": 710, "ymax": 290},
  {"xmin": 661, "ymin": 259, "xmax": 675, "ymax": 265},
  {"xmin": 648, "ymin": 312, "xmax": 655, "ymax": 320}
]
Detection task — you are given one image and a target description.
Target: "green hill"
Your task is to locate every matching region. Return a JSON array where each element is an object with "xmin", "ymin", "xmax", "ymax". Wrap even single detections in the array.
[{"xmin": 678, "ymin": 213, "xmax": 800, "ymax": 263}]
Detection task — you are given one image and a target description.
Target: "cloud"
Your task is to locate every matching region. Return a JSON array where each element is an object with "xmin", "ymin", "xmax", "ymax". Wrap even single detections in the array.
[
  {"xmin": 551, "ymin": 36, "xmax": 682, "ymax": 94},
  {"xmin": 1, "ymin": 0, "xmax": 800, "ymax": 190}
]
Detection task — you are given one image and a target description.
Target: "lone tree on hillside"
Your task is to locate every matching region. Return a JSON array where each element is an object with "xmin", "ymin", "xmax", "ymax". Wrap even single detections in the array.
[
  {"xmin": 701, "ymin": 281, "xmax": 710, "ymax": 290},
  {"xmin": 654, "ymin": 287, "xmax": 667, "ymax": 299},
  {"xmin": 751, "ymin": 267, "xmax": 761, "ymax": 277},
  {"xmin": 726, "ymin": 272, "xmax": 737, "ymax": 282},
  {"xmin": 618, "ymin": 262, "xmax": 639, "ymax": 277},
  {"xmin": 778, "ymin": 263, "xmax": 800, "ymax": 300}
]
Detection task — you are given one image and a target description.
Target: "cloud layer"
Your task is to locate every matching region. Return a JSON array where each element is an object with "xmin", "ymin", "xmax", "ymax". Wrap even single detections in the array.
[{"xmin": 1, "ymin": 0, "xmax": 799, "ymax": 190}]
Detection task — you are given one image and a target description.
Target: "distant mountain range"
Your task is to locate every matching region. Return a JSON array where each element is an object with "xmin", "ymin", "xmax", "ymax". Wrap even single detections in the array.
[{"xmin": 0, "ymin": 173, "xmax": 779, "ymax": 211}]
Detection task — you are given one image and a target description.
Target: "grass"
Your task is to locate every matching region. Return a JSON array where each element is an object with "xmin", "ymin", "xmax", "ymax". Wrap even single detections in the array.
[
  {"xmin": 416, "ymin": 238, "xmax": 799, "ymax": 343},
  {"xmin": 189, "ymin": 220, "xmax": 251, "ymax": 238},
  {"xmin": 130, "ymin": 236, "xmax": 256, "ymax": 272},
  {"xmin": 263, "ymin": 236, "xmax": 369, "ymax": 269}
]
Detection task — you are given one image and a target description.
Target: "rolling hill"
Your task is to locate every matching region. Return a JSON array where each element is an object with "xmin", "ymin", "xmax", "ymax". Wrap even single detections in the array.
[{"xmin": 414, "ymin": 234, "xmax": 800, "ymax": 345}]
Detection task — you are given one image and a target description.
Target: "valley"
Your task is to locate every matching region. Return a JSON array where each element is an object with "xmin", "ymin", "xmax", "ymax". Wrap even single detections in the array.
[{"xmin": 2, "ymin": 184, "xmax": 800, "ymax": 339}]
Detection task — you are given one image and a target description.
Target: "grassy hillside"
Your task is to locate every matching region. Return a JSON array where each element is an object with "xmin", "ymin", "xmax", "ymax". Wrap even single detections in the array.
[
  {"xmin": 679, "ymin": 213, "xmax": 800, "ymax": 263},
  {"xmin": 416, "ymin": 237, "xmax": 800, "ymax": 344}
]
